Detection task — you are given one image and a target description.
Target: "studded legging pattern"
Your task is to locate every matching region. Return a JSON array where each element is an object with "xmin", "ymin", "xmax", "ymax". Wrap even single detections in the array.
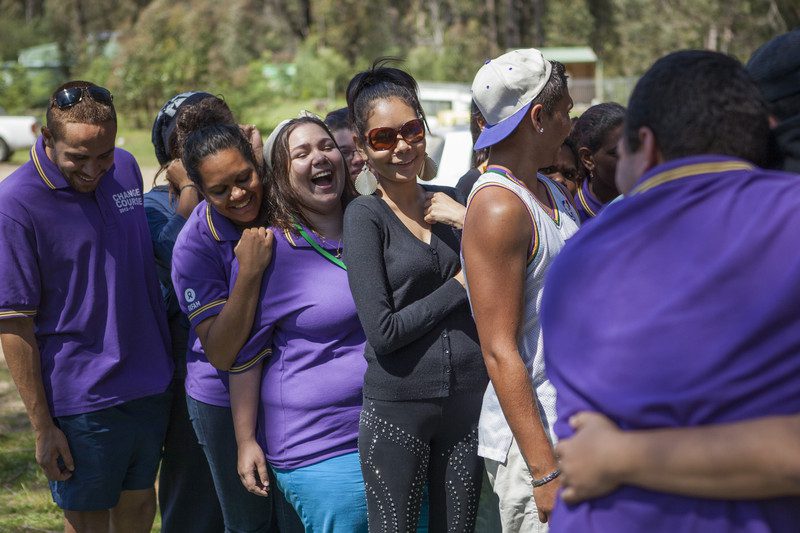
[{"xmin": 358, "ymin": 393, "xmax": 483, "ymax": 533}]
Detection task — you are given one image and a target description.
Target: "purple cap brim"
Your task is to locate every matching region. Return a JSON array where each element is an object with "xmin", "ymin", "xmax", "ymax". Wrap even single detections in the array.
[{"xmin": 474, "ymin": 102, "xmax": 532, "ymax": 151}]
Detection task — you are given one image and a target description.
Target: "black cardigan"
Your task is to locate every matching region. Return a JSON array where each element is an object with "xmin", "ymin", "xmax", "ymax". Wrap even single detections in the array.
[{"xmin": 342, "ymin": 184, "xmax": 488, "ymax": 401}]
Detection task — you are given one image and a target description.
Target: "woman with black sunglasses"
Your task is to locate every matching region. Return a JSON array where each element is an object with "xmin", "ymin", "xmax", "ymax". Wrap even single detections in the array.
[{"xmin": 342, "ymin": 62, "xmax": 488, "ymax": 532}]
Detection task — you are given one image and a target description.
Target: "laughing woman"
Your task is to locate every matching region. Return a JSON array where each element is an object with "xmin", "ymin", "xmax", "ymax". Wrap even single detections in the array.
[
  {"xmin": 169, "ymin": 123, "xmax": 308, "ymax": 532},
  {"xmin": 226, "ymin": 115, "xmax": 369, "ymax": 532},
  {"xmin": 343, "ymin": 64, "xmax": 488, "ymax": 532}
]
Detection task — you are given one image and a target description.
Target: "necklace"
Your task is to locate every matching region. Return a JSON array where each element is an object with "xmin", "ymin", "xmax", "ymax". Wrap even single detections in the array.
[{"xmin": 314, "ymin": 230, "xmax": 343, "ymax": 259}]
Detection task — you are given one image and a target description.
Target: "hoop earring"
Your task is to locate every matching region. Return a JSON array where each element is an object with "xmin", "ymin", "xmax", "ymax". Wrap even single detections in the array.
[
  {"xmin": 354, "ymin": 164, "xmax": 378, "ymax": 195},
  {"xmin": 418, "ymin": 154, "xmax": 438, "ymax": 182}
]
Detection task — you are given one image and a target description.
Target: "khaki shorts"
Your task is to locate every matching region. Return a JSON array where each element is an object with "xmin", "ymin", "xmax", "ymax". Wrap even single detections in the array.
[{"xmin": 484, "ymin": 437, "xmax": 549, "ymax": 533}]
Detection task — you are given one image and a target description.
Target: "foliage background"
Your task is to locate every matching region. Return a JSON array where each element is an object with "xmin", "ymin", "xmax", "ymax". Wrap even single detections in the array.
[
  {"xmin": 0, "ymin": 2, "xmax": 797, "ymax": 531},
  {"xmin": 0, "ymin": 0, "xmax": 797, "ymax": 127}
]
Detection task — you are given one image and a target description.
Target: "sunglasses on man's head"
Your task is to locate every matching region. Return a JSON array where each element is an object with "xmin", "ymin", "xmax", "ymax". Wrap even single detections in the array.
[
  {"xmin": 52, "ymin": 86, "xmax": 114, "ymax": 110},
  {"xmin": 366, "ymin": 118, "xmax": 425, "ymax": 151}
]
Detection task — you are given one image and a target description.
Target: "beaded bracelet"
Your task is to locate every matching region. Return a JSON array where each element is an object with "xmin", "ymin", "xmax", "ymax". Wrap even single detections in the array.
[{"xmin": 531, "ymin": 468, "xmax": 561, "ymax": 488}]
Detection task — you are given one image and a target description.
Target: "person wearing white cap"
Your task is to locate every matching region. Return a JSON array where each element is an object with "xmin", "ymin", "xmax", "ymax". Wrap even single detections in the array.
[{"xmin": 461, "ymin": 48, "xmax": 579, "ymax": 531}]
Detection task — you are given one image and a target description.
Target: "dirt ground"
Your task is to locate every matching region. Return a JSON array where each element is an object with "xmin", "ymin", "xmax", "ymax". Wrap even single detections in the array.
[{"xmin": 0, "ymin": 163, "xmax": 20, "ymax": 182}]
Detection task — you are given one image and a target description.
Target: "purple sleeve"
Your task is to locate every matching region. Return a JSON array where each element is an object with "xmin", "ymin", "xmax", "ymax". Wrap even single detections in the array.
[
  {"xmin": 170, "ymin": 229, "xmax": 229, "ymax": 329},
  {"xmin": 227, "ymin": 260, "xmax": 273, "ymax": 374},
  {"xmin": 0, "ymin": 212, "xmax": 40, "ymax": 320},
  {"xmin": 228, "ymin": 344, "xmax": 272, "ymax": 374}
]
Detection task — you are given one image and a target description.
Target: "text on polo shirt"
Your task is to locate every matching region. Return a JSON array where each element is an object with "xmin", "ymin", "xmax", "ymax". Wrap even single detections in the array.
[{"xmin": 113, "ymin": 187, "xmax": 143, "ymax": 213}]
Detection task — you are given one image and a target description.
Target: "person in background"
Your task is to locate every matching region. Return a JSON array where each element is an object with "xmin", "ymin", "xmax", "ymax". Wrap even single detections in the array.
[
  {"xmin": 539, "ymin": 137, "xmax": 580, "ymax": 198},
  {"xmin": 146, "ymin": 92, "xmax": 228, "ymax": 533},
  {"xmin": 325, "ymin": 107, "xmax": 366, "ymax": 179},
  {"xmin": 455, "ymin": 101, "xmax": 489, "ymax": 197},
  {"xmin": 343, "ymin": 63, "xmax": 487, "ymax": 532},
  {"xmin": 541, "ymin": 50, "xmax": 800, "ymax": 533},
  {"xmin": 225, "ymin": 115, "xmax": 368, "ymax": 532},
  {"xmin": 570, "ymin": 103, "xmax": 625, "ymax": 222},
  {"xmin": 0, "ymin": 81, "xmax": 173, "ymax": 532},
  {"xmin": 461, "ymin": 49, "xmax": 579, "ymax": 532}
]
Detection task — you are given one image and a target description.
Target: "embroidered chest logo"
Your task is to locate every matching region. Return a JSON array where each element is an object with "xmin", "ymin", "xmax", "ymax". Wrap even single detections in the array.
[{"xmin": 112, "ymin": 187, "xmax": 143, "ymax": 213}]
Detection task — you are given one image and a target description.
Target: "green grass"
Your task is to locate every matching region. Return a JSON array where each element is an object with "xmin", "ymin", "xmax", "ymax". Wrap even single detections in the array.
[
  {"xmin": 0, "ymin": 363, "xmax": 62, "ymax": 532},
  {"xmin": 116, "ymin": 123, "xmax": 159, "ymax": 169},
  {"xmin": 0, "ymin": 361, "xmax": 162, "ymax": 532}
]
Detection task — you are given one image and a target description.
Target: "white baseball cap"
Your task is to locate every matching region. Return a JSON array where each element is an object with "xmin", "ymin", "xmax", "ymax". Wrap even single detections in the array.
[{"xmin": 471, "ymin": 48, "xmax": 552, "ymax": 150}]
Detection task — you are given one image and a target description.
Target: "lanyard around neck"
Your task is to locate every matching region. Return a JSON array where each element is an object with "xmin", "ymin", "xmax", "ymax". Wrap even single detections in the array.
[{"xmin": 294, "ymin": 223, "xmax": 346, "ymax": 271}]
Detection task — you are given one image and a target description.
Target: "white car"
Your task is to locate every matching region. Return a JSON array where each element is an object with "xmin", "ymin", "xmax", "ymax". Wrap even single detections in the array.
[
  {"xmin": 424, "ymin": 125, "xmax": 474, "ymax": 188},
  {"xmin": 0, "ymin": 107, "xmax": 40, "ymax": 161}
]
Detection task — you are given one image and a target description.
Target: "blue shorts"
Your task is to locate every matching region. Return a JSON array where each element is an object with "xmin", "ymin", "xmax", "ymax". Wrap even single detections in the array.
[{"xmin": 49, "ymin": 391, "xmax": 171, "ymax": 511}]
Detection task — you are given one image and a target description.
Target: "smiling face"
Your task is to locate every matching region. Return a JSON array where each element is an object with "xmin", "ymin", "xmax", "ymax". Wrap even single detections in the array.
[
  {"xmin": 44, "ymin": 120, "xmax": 117, "ymax": 193},
  {"xmin": 197, "ymin": 147, "xmax": 263, "ymax": 226},
  {"xmin": 287, "ymin": 122, "xmax": 346, "ymax": 215},
  {"xmin": 332, "ymin": 127, "xmax": 365, "ymax": 179},
  {"xmin": 362, "ymin": 97, "xmax": 426, "ymax": 186}
]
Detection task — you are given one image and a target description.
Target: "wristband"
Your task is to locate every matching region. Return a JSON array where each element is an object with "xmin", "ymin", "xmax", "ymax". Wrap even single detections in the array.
[
  {"xmin": 180, "ymin": 183, "xmax": 200, "ymax": 194},
  {"xmin": 531, "ymin": 468, "xmax": 561, "ymax": 488}
]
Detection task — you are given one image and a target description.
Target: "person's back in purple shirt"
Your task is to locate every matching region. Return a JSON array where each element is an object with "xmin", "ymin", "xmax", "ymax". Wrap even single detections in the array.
[{"xmin": 542, "ymin": 51, "xmax": 800, "ymax": 532}]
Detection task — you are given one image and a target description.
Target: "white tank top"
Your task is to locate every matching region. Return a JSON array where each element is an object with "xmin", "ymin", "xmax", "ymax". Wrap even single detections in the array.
[{"xmin": 463, "ymin": 165, "xmax": 580, "ymax": 462}]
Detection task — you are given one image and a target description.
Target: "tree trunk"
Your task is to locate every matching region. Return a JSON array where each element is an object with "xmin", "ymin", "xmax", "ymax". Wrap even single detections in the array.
[{"xmin": 486, "ymin": 0, "xmax": 499, "ymax": 55}]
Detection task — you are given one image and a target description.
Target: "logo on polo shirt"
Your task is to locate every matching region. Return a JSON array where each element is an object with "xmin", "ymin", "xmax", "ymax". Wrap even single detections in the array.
[
  {"xmin": 113, "ymin": 187, "xmax": 143, "ymax": 213},
  {"xmin": 184, "ymin": 288, "xmax": 196, "ymax": 303}
]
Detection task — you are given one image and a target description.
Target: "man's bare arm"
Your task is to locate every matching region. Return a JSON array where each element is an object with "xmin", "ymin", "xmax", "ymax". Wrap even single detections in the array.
[
  {"xmin": 558, "ymin": 411, "xmax": 800, "ymax": 503},
  {"xmin": 462, "ymin": 187, "xmax": 560, "ymax": 522},
  {"xmin": 0, "ymin": 317, "xmax": 73, "ymax": 480}
]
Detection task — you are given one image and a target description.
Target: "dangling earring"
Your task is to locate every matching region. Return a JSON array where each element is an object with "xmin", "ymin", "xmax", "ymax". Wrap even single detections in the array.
[
  {"xmin": 418, "ymin": 154, "xmax": 438, "ymax": 182},
  {"xmin": 538, "ymin": 127, "xmax": 544, "ymax": 133},
  {"xmin": 354, "ymin": 163, "xmax": 378, "ymax": 195}
]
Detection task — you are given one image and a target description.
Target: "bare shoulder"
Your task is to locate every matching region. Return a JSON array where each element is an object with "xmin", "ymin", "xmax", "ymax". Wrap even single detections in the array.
[{"xmin": 464, "ymin": 185, "xmax": 531, "ymax": 251}]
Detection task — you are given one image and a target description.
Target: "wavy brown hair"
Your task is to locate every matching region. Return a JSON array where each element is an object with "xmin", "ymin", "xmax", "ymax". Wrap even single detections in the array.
[{"xmin": 268, "ymin": 115, "xmax": 357, "ymax": 234}]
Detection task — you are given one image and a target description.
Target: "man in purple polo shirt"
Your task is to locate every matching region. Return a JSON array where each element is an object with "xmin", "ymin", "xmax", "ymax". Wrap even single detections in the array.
[
  {"xmin": 541, "ymin": 51, "xmax": 800, "ymax": 532},
  {"xmin": 0, "ymin": 81, "xmax": 173, "ymax": 532}
]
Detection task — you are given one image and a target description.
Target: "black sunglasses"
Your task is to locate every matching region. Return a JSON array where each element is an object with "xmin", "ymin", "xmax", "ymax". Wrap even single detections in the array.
[{"xmin": 52, "ymin": 86, "xmax": 114, "ymax": 110}]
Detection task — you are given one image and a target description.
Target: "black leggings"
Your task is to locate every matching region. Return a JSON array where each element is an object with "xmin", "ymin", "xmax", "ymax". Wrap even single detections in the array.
[{"xmin": 359, "ymin": 392, "xmax": 484, "ymax": 533}]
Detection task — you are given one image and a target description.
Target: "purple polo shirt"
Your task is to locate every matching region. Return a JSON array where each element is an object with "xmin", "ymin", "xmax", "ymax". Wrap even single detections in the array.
[
  {"xmin": 230, "ymin": 227, "xmax": 366, "ymax": 470},
  {"xmin": 0, "ymin": 137, "xmax": 173, "ymax": 417},
  {"xmin": 574, "ymin": 178, "xmax": 605, "ymax": 223},
  {"xmin": 171, "ymin": 201, "xmax": 240, "ymax": 407},
  {"xmin": 542, "ymin": 155, "xmax": 800, "ymax": 532}
]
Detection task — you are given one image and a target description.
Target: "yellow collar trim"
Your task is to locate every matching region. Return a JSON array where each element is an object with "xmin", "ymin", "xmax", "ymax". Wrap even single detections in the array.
[
  {"xmin": 283, "ymin": 228, "xmax": 297, "ymax": 246},
  {"xmin": 631, "ymin": 161, "xmax": 754, "ymax": 196},
  {"xmin": 31, "ymin": 145, "xmax": 56, "ymax": 190},
  {"xmin": 206, "ymin": 204, "xmax": 221, "ymax": 242},
  {"xmin": 576, "ymin": 186, "xmax": 597, "ymax": 217}
]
